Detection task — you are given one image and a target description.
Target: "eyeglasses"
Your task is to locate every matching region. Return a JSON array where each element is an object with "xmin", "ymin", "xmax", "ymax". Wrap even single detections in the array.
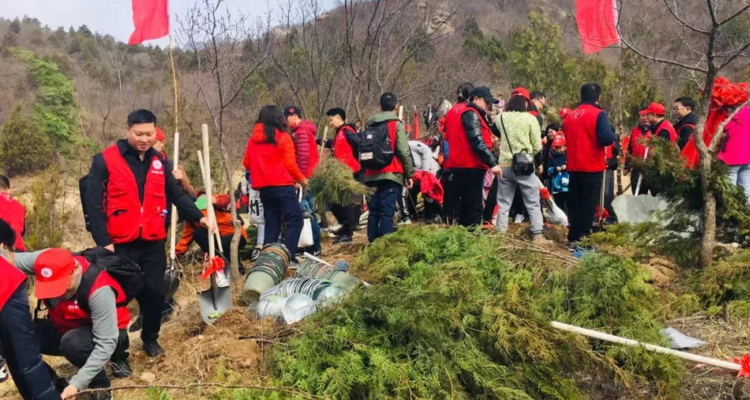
[{"xmin": 673, "ymin": 106, "xmax": 686, "ymax": 111}]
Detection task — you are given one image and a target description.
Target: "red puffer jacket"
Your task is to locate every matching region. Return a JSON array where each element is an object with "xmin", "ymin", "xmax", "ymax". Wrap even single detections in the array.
[
  {"xmin": 243, "ymin": 123, "xmax": 306, "ymax": 190},
  {"xmin": 292, "ymin": 120, "xmax": 320, "ymax": 178}
]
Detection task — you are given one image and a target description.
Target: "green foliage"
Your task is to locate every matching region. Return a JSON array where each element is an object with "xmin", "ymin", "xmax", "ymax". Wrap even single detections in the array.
[
  {"xmin": 615, "ymin": 51, "xmax": 662, "ymax": 128},
  {"xmin": 23, "ymin": 167, "xmax": 71, "ymax": 251},
  {"xmin": 9, "ymin": 48, "xmax": 80, "ymax": 147},
  {"xmin": 642, "ymin": 139, "xmax": 750, "ymax": 244},
  {"xmin": 309, "ymin": 157, "xmax": 370, "ymax": 209},
  {"xmin": 9, "ymin": 18, "xmax": 21, "ymax": 34},
  {"xmin": 0, "ymin": 105, "xmax": 55, "ymax": 177},
  {"xmin": 269, "ymin": 226, "xmax": 684, "ymax": 399},
  {"xmin": 694, "ymin": 250, "xmax": 750, "ymax": 314},
  {"xmin": 462, "ymin": 19, "xmax": 506, "ymax": 63}
]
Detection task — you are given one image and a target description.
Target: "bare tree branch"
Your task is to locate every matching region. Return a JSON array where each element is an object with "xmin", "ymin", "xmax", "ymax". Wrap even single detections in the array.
[
  {"xmin": 706, "ymin": 0, "xmax": 719, "ymax": 26},
  {"xmin": 619, "ymin": 36, "xmax": 708, "ymax": 73},
  {"xmin": 718, "ymin": 3, "xmax": 750, "ymax": 26},
  {"xmin": 664, "ymin": 0, "xmax": 710, "ymax": 35},
  {"xmin": 718, "ymin": 40, "xmax": 750, "ymax": 69}
]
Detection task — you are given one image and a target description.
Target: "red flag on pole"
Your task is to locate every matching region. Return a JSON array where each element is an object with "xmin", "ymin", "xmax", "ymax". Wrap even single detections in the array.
[
  {"xmin": 412, "ymin": 107, "xmax": 420, "ymax": 140},
  {"xmin": 128, "ymin": 0, "xmax": 169, "ymax": 46},
  {"xmin": 575, "ymin": 0, "xmax": 620, "ymax": 54}
]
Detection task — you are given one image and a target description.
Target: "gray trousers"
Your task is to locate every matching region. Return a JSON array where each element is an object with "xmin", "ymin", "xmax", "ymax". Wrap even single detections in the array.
[{"xmin": 496, "ymin": 167, "xmax": 544, "ymax": 235}]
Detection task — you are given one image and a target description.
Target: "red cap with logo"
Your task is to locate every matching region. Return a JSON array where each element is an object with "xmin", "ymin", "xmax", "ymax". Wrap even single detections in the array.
[
  {"xmin": 552, "ymin": 134, "xmax": 566, "ymax": 148},
  {"xmin": 511, "ymin": 87, "xmax": 531, "ymax": 101},
  {"xmin": 34, "ymin": 248, "xmax": 77, "ymax": 300},
  {"xmin": 155, "ymin": 128, "xmax": 166, "ymax": 142},
  {"xmin": 639, "ymin": 102, "xmax": 666, "ymax": 116},
  {"xmin": 559, "ymin": 107, "xmax": 572, "ymax": 119}
]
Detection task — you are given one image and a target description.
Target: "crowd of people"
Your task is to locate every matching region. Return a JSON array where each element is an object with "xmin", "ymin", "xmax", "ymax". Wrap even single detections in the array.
[{"xmin": 1, "ymin": 79, "xmax": 749, "ymax": 400}]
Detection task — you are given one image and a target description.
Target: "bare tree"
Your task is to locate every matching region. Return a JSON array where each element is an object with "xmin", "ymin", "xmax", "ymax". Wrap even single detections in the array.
[
  {"xmin": 618, "ymin": 0, "xmax": 750, "ymax": 268},
  {"xmin": 178, "ymin": 0, "xmax": 271, "ymax": 280}
]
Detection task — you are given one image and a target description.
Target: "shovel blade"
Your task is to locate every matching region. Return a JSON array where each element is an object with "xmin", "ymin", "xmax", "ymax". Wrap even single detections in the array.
[
  {"xmin": 163, "ymin": 268, "xmax": 183, "ymax": 301},
  {"xmin": 197, "ymin": 286, "xmax": 233, "ymax": 324}
]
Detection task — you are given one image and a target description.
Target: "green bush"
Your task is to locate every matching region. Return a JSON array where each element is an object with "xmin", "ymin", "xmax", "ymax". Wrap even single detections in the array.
[
  {"xmin": 268, "ymin": 226, "xmax": 684, "ymax": 399},
  {"xmin": 23, "ymin": 167, "xmax": 71, "ymax": 251},
  {"xmin": 0, "ymin": 105, "xmax": 55, "ymax": 177}
]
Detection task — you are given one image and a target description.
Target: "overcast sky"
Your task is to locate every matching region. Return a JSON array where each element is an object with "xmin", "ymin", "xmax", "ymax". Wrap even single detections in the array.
[{"xmin": 1, "ymin": 0, "xmax": 337, "ymax": 46}]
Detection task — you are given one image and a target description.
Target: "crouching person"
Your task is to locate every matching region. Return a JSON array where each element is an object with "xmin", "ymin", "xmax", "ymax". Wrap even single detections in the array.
[{"xmin": 14, "ymin": 249, "xmax": 131, "ymax": 400}]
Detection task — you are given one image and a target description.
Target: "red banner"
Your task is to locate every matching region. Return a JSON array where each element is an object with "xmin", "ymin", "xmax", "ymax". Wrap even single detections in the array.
[
  {"xmin": 575, "ymin": 0, "xmax": 620, "ymax": 54},
  {"xmin": 128, "ymin": 0, "xmax": 169, "ymax": 46}
]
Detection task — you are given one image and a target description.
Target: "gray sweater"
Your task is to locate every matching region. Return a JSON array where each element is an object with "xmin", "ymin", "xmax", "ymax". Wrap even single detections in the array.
[{"xmin": 15, "ymin": 251, "xmax": 119, "ymax": 391}]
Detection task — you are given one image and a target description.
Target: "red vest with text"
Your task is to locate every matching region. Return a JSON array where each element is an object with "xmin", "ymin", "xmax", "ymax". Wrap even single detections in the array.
[
  {"xmin": 0, "ymin": 192, "xmax": 26, "ymax": 251},
  {"xmin": 102, "ymin": 146, "xmax": 167, "ymax": 244},
  {"xmin": 334, "ymin": 125, "xmax": 361, "ymax": 173},
  {"xmin": 444, "ymin": 105, "xmax": 492, "ymax": 170},
  {"xmin": 0, "ymin": 257, "xmax": 26, "ymax": 312},
  {"xmin": 653, "ymin": 119, "xmax": 678, "ymax": 143},
  {"xmin": 563, "ymin": 104, "xmax": 606, "ymax": 172},
  {"xmin": 630, "ymin": 125, "xmax": 651, "ymax": 159},
  {"xmin": 365, "ymin": 121, "xmax": 404, "ymax": 177},
  {"xmin": 47, "ymin": 256, "xmax": 130, "ymax": 334}
]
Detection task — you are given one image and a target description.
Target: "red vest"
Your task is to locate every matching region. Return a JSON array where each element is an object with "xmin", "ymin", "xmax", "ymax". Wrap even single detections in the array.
[
  {"xmin": 653, "ymin": 119, "xmax": 678, "ymax": 143},
  {"xmin": 444, "ymin": 105, "xmax": 492, "ymax": 170},
  {"xmin": 0, "ymin": 257, "xmax": 26, "ymax": 312},
  {"xmin": 0, "ymin": 193, "xmax": 26, "ymax": 251},
  {"xmin": 365, "ymin": 121, "xmax": 404, "ymax": 177},
  {"xmin": 47, "ymin": 256, "xmax": 130, "ymax": 334},
  {"xmin": 563, "ymin": 104, "xmax": 606, "ymax": 172},
  {"xmin": 334, "ymin": 125, "xmax": 361, "ymax": 173},
  {"xmin": 630, "ymin": 125, "xmax": 650, "ymax": 159},
  {"xmin": 102, "ymin": 146, "xmax": 167, "ymax": 244}
]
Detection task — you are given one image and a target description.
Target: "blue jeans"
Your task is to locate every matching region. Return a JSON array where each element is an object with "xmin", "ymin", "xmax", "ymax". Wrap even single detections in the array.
[
  {"xmin": 260, "ymin": 186, "xmax": 304, "ymax": 261},
  {"xmin": 301, "ymin": 191, "xmax": 321, "ymax": 253},
  {"xmin": 728, "ymin": 164, "xmax": 750, "ymax": 204},
  {"xmin": 367, "ymin": 181, "xmax": 402, "ymax": 242},
  {"xmin": 0, "ymin": 284, "xmax": 61, "ymax": 400}
]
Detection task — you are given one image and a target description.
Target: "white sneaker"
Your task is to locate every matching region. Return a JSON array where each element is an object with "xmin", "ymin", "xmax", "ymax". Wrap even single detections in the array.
[
  {"xmin": 514, "ymin": 214, "xmax": 525, "ymax": 224},
  {"xmin": 399, "ymin": 218, "xmax": 412, "ymax": 225},
  {"xmin": 0, "ymin": 357, "xmax": 7, "ymax": 383},
  {"xmin": 215, "ymin": 271, "xmax": 230, "ymax": 288}
]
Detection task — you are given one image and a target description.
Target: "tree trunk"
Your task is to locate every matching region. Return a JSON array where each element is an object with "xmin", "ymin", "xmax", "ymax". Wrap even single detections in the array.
[{"xmin": 699, "ymin": 162, "xmax": 716, "ymax": 269}]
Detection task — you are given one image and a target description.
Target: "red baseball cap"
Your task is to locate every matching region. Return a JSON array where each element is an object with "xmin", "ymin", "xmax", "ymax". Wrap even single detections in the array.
[
  {"xmin": 639, "ymin": 102, "xmax": 666, "ymax": 116},
  {"xmin": 511, "ymin": 87, "xmax": 530, "ymax": 101},
  {"xmin": 155, "ymin": 128, "xmax": 166, "ymax": 142},
  {"xmin": 34, "ymin": 249, "xmax": 77, "ymax": 299},
  {"xmin": 552, "ymin": 134, "xmax": 566, "ymax": 147},
  {"xmin": 559, "ymin": 107, "xmax": 572, "ymax": 119}
]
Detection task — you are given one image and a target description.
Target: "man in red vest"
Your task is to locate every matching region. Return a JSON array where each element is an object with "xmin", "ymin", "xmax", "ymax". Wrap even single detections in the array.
[
  {"xmin": 12, "ymin": 248, "xmax": 130, "ymax": 400},
  {"xmin": 673, "ymin": 97, "xmax": 698, "ymax": 150},
  {"xmin": 0, "ymin": 175, "xmax": 26, "ymax": 252},
  {"xmin": 529, "ymin": 91, "xmax": 547, "ymax": 129},
  {"xmin": 442, "ymin": 82, "xmax": 474, "ymax": 224},
  {"xmin": 446, "ymin": 86, "xmax": 500, "ymax": 227},
  {"xmin": 363, "ymin": 92, "xmax": 415, "ymax": 242},
  {"xmin": 326, "ymin": 107, "xmax": 362, "ymax": 244},
  {"xmin": 84, "ymin": 109, "xmax": 208, "ymax": 358},
  {"xmin": 562, "ymin": 83, "xmax": 615, "ymax": 246},
  {"xmin": 0, "ymin": 220, "xmax": 61, "ymax": 400},
  {"xmin": 643, "ymin": 102, "xmax": 678, "ymax": 143},
  {"xmin": 626, "ymin": 106, "xmax": 652, "ymax": 195},
  {"xmin": 443, "ymin": 85, "xmax": 502, "ymax": 227}
]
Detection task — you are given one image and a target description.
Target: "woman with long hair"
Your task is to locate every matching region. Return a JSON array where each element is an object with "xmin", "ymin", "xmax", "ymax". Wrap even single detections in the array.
[
  {"xmin": 243, "ymin": 105, "xmax": 308, "ymax": 261},
  {"xmin": 493, "ymin": 89, "xmax": 550, "ymax": 245}
]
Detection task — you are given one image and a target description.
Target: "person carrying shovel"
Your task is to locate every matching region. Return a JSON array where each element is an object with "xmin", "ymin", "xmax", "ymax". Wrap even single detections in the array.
[{"xmin": 84, "ymin": 109, "xmax": 212, "ymax": 358}]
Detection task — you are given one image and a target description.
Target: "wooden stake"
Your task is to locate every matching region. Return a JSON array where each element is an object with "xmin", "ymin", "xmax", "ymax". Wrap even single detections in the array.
[
  {"xmin": 201, "ymin": 126, "xmax": 215, "ymax": 260},
  {"xmin": 319, "ymin": 126, "xmax": 328, "ymax": 158},
  {"xmin": 398, "ymin": 106, "xmax": 404, "ymax": 121},
  {"xmin": 169, "ymin": 132, "xmax": 180, "ymax": 260},
  {"xmin": 197, "ymin": 150, "xmax": 224, "ymax": 254},
  {"xmin": 551, "ymin": 321, "xmax": 741, "ymax": 372}
]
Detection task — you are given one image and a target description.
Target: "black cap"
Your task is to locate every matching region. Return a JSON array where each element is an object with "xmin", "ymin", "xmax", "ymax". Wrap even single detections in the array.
[
  {"xmin": 283, "ymin": 106, "xmax": 301, "ymax": 117},
  {"xmin": 469, "ymin": 86, "xmax": 499, "ymax": 105}
]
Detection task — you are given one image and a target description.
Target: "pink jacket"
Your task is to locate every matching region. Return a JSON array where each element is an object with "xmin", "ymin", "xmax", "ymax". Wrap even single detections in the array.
[{"xmin": 719, "ymin": 106, "xmax": 750, "ymax": 166}]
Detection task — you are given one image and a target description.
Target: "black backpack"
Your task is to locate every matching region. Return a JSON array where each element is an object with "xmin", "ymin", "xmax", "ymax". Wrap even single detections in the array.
[
  {"xmin": 359, "ymin": 121, "xmax": 396, "ymax": 170},
  {"xmin": 75, "ymin": 247, "xmax": 143, "ymax": 313}
]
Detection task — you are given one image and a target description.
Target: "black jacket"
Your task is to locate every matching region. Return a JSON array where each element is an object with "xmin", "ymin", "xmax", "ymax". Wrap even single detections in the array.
[
  {"xmin": 674, "ymin": 112, "xmax": 698, "ymax": 151},
  {"xmin": 460, "ymin": 103, "xmax": 497, "ymax": 168},
  {"xmin": 85, "ymin": 140, "xmax": 204, "ymax": 247}
]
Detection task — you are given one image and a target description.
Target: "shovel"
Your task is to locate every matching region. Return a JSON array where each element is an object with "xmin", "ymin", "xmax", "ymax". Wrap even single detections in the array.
[
  {"xmin": 196, "ymin": 124, "xmax": 232, "ymax": 324},
  {"xmin": 164, "ymin": 130, "xmax": 184, "ymax": 301}
]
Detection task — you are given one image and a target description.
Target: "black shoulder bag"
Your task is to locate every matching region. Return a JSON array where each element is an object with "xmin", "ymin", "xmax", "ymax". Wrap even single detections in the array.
[{"xmin": 499, "ymin": 115, "xmax": 535, "ymax": 176}]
